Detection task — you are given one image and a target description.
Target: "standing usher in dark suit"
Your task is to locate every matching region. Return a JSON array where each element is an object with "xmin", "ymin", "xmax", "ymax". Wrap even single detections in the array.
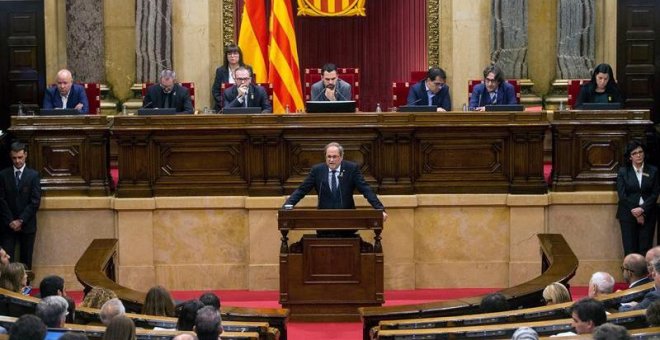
[
  {"xmin": 617, "ymin": 163, "xmax": 660, "ymax": 255},
  {"xmin": 0, "ymin": 165, "xmax": 41, "ymax": 269},
  {"xmin": 284, "ymin": 160, "xmax": 384, "ymax": 211},
  {"xmin": 143, "ymin": 83, "xmax": 194, "ymax": 114}
]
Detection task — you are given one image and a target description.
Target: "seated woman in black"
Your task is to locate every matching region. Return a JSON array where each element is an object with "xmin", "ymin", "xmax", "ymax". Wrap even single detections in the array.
[{"xmin": 574, "ymin": 63, "xmax": 623, "ymax": 109}]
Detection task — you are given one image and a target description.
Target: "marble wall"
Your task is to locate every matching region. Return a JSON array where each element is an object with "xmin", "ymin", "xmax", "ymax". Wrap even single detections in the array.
[
  {"xmin": 66, "ymin": 0, "xmax": 105, "ymax": 83},
  {"xmin": 490, "ymin": 0, "xmax": 528, "ymax": 79},
  {"xmin": 135, "ymin": 0, "xmax": 173, "ymax": 83},
  {"xmin": 31, "ymin": 192, "xmax": 623, "ymax": 292},
  {"xmin": 556, "ymin": 0, "xmax": 595, "ymax": 79}
]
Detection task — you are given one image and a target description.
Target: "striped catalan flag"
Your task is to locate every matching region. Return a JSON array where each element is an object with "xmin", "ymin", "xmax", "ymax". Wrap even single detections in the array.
[
  {"xmin": 238, "ymin": 0, "xmax": 269, "ymax": 83},
  {"xmin": 268, "ymin": 0, "xmax": 304, "ymax": 114}
]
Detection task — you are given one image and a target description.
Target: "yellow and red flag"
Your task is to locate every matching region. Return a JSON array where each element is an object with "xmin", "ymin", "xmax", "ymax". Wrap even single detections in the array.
[
  {"xmin": 297, "ymin": 0, "xmax": 366, "ymax": 16},
  {"xmin": 268, "ymin": 0, "xmax": 304, "ymax": 113},
  {"xmin": 238, "ymin": 0, "xmax": 269, "ymax": 83}
]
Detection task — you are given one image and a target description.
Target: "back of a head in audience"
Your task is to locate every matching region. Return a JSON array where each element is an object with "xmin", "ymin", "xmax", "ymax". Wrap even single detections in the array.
[
  {"xmin": 588, "ymin": 271, "xmax": 615, "ymax": 297},
  {"xmin": 511, "ymin": 327, "xmax": 539, "ymax": 340},
  {"xmin": 480, "ymin": 292, "xmax": 509, "ymax": 313},
  {"xmin": 647, "ymin": 300, "xmax": 660, "ymax": 326},
  {"xmin": 645, "ymin": 246, "xmax": 660, "ymax": 274},
  {"xmin": 102, "ymin": 315, "xmax": 135, "ymax": 340},
  {"xmin": 64, "ymin": 295, "xmax": 76, "ymax": 324},
  {"xmin": 9, "ymin": 314, "xmax": 47, "ymax": 340},
  {"xmin": 39, "ymin": 275, "xmax": 65, "ymax": 298},
  {"xmin": 0, "ymin": 247, "xmax": 10, "ymax": 268},
  {"xmin": 100, "ymin": 298, "xmax": 125, "ymax": 326},
  {"xmin": 199, "ymin": 292, "xmax": 221, "ymax": 310},
  {"xmin": 542, "ymin": 282, "xmax": 572, "ymax": 305},
  {"xmin": 194, "ymin": 306, "xmax": 222, "ymax": 340},
  {"xmin": 81, "ymin": 287, "xmax": 118, "ymax": 309},
  {"xmin": 176, "ymin": 299, "xmax": 205, "ymax": 331},
  {"xmin": 173, "ymin": 333, "xmax": 197, "ymax": 340},
  {"xmin": 0, "ymin": 262, "xmax": 26, "ymax": 293},
  {"xmin": 571, "ymin": 298, "xmax": 607, "ymax": 334},
  {"xmin": 36, "ymin": 295, "xmax": 69, "ymax": 328},
  {"xmin": 142, "ymin": 285, "xmax": 175, "ymax": 317},
  {"xmin": 592, "ymin": 322, "xmax": 631, "ymax": 340},
  {"xmin": 60, "ymin": 332, "xmax": 90, "ymax": 340},
  {"xmin": 622, "ymin": 253, "xmax": 649, "ymax": 285}
]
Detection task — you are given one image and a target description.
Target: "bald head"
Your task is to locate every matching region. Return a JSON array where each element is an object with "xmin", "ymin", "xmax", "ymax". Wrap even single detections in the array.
[
  {"xmin": 55, "ymin": 69, "xmax": 74, "ymax": 96},
  {"xmin": 623, "ymin": 253, "xmax": 648, "ymax": 283},
  {"xmin": 646, "ymin": 247, "xmax": 660, "ymax": 274}
]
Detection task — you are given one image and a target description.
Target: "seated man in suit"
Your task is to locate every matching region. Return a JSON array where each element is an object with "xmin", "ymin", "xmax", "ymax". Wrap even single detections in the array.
[
  {"xmin": 468, "ymin": 64, "xmax": 517, "ymax": 111},
  {"xmin": 623, "ymin": 253, "xmax": 651, "ymax": 288},
  {"xmin": 42, "ymin": 69, "xmax": 89, "ymax": 113},
  {"xmin": 223, "ymin": 67, "xmax": 272, "ymax": 113},
  {"xmin": 284, "ymin": 142, "xmax": 387, "ymax": 236},
  {"xmin": 143, "ymin": 69, "xmax": 194, "ymax": 114},
  {"xmin": 620, "ymin": 256, "xmax": 660, "ymax": 311},
  {"xmin": 310, "ymin": 63, "xmax": 352, "ymax": 101},
  {"xmin": 406, "ymin": 67, "xmax": 451, "ymax": 111}
]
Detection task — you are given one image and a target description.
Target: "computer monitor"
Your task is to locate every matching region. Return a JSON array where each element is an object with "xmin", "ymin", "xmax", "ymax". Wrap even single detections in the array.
[
  {"xmin": 485, "ymin": 104, "xmax": 525, "ymax": 112},
  {"xmin": 223, "ymin": 107, "xmax": 263, "ymax": 114},
  {"xmin": 580, "ymin": 102, "xmax": 622, "ymax": 110},
  {"xmin": 306, "ymin": 100, "xmax": 356, "ymax": 113},
  {"xmin": 397, "ymin": 105, "xmax": 438, "ymax": 113},
  {"xmin": 39, "ymin": 108, "xmax": 81, "ymax": 116},
  {"xmin": 137, "ymin": 108, "xmax": 178, "ymax": 115}
]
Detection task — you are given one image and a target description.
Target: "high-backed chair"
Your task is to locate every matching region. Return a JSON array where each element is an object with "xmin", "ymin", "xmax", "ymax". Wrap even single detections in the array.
[
  {"xmin": 141, "ymin": 82, "xmax": 196, "ymax": 108},
  {"xmin": 391, "ymin": 82, "xmax": 411, "ymax": 109},
  {"xmin": 83, "ymin": 83, "xmax": 101, "ymax": 114},
  {"xmin": 567, "ymin": 79, "xmax": 590, "ymax": 108},
  {"xmin": 410, "ymin": 71, "xmax": 427, "ymax": 83},
  {"xmin": 303, "ymin": 68, "xmax": 360, "ymax": 108},
  {"xmin": 468, "ymin": 79, "xmax": 521, "ymax": 104}
]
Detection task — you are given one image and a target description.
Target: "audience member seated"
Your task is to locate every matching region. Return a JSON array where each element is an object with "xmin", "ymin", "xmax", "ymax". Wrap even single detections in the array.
[
  {"xmin": 199, "ymin": 292, "xmax": 221, "ymax": 310},
  {"xmin": 646, "ymin": 246, "xmax": 660, "ymax": 274},
  {"xmin": 646, "ymin": 300, "xmax": 660, "ymax": 326},
  {"xmin": 592, "ymin": 322, "xmax": 631, "ymax": 340},
  {"xmin": 0, "ymin": 262, "xmax": 27, "ymax": 293},
  {"xmin": 574, "ymin": 63, "xmax": 624, "ymax": 109},
  {"xmin": 64, "ymin": 295, "xmax": 76, "ymax": 324},
  {"xmin": 560, "ymin": 298, "xmax": 607, "ymax": 336},
  {"xmin": 406, "ymin": 67, "xmax": 451, "ymax": 111},
  {"xmin": 512, "ymin": 327, "xmax": 539, "ymax": 340},
  {"xmin": 142, "ymin": 285, "xmax": 175, "ymax": 317},
  {"xmin": 223, "ymin": 66, "xmax": 272, "ymax": 113},
  {"xmin": 81, "ymin": 287, "xmax": 118, "ymax": 309},
  {"xmin": 589, "ymin": 272, "xmax": 615, "ymax": 297},
  {"xmin": 43, "ymin": 69, "xmax": 89, "ymax": 114},
  {"xmin": 143, "ymin": 69, "xmax": 194, "ymax": 114},
  {"xmin": 621, "ymin": 257, "xmax": 660, "ymax": 311},
  {"xmin": 622, "ymin": 253, "xmax": 651, "ymax": 288},
  {"xmin": 40, "ymin": 275, "xmax": 65, "ymax": 298},
  {"xmin": 195, "ymin": 306, "xmax": 223, "ymax": 340},
  {"xmin": 9, "ymin": 314, "xmax": 47, "ymax": 340},
  {"xmin": 468, "ymin": 64, "xmax": 517, "ymax": 111},
  {"xmin": 310, "ymin": 63, "xmax": 352, "ymax": 101},
  {"xmin": 103, "ymin": 315, "xmax": 136, "ymax": 340},
  {"xmin": 176, "ymin": 299, "xmax": 204, "ymax": 331},
  {"xmin": 100, "ymin": 298, "xmax": 126, "ymax": 326},
  {"xmin": 479, "ymin": 292, "xmax": 508, "ymax": 313},
  {"xmin": 0, "ymin": 247, "xmax": 11, "ymax": 268},
  {"xmin": 542, "ymin": 282, "xmax": 572, "ymax": 305},
  {"xmin": 36, "ymin": 296, "xmax": 68, "ymax": 339}
]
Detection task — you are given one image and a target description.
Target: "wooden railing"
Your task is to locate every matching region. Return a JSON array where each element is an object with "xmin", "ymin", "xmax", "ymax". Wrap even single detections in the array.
[{"xmin": 359, "ymin": 233, "xmax": 579, "ymax": 340}]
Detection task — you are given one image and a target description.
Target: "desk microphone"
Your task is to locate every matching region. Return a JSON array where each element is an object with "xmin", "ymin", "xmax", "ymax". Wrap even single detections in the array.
[
  {"xmin": 143, "ymin": 101, "xmax": 153, "ymax": 108},
  {"xmin": 335, "ymin": 82, "xmax": 347, "ymax": 101},
  {"xmin": 312, "ymin": 84, "xmax": 327, "ymax": 101}
]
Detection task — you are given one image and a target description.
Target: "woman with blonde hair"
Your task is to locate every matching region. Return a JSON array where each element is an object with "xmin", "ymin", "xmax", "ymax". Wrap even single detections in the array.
[
  {"xmin": 0, "ymin": 262, "xmax": 27, "ymax": 293},
  {"xmin": 81, "ymin": 287, "xmax": 117, "ymax": 309},
  {"xmin": 542, "ymin": 282, "xmax": 572, "ymax": 305},
  {"xmin": 141, "ymin": 285, "xmax": 175, "ymax": 317}
]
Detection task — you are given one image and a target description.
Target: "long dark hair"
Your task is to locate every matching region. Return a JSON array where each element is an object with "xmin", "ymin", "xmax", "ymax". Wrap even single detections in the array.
[
  {"xmin": 589, "ymin": 63, "xmax": 619, "ymax": 92},
  {"xmin": 222, "ymin": 44, "xmax": 245, "ymax": 69}
]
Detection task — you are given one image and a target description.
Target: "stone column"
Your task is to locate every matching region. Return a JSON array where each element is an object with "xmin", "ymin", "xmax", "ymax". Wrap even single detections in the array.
[
  {"xmin": 556, "ymin": 0, "xmax": 594, "ymax": 79},
  {"xmin": 66, "ymin": 0, "xmax": 105, "ymax": 82},
  {"xmin": 136, "ymin": 0, "xmax": 173, "ymax": 83},
  {"xmin": 490, "ymin": 0, "xmax": 528, "ymax": 79}
]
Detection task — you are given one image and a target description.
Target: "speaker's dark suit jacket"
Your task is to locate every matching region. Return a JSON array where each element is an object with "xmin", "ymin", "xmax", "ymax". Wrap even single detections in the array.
[
  {"xmin": 406, "ymin": 80, "xmax": 451, "ymax": 111},
  {"xmin": 284, "ymin": 160, "xmax": 384, "ymax": 210},
  {"xmin": 143, "ymin": 83, "xmax": 194, "ymax": 114},
  {"xmin": 616, "ymin": 163, "xmax": 660, "ymax": 255},
  {"xmin": 223, "ymin": 83, "xmax": 272, "ymax": 113},
  {"xmin": 0, "ymin": 166, "xmax": 41, "ymax": 268},
  {"xmin": 42, "ymin": 84, "xmax": 89, "ymax": 114},
  {"xmin": 468, "ymin": 81, "xmax": 517, "ymax": 110}
]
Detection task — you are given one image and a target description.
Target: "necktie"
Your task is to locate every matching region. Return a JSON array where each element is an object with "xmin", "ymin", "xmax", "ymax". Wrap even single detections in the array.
[
  {"xmin": 15, "ymin": 171, "xmax": 21, "ymax": 188},
  {"xmin": 490, "ymin": 92, "xmax": 497, "ymax": 104},
  {"xmin": 331, "ymin": 170, "xmax": 337, "ymax": 192}
]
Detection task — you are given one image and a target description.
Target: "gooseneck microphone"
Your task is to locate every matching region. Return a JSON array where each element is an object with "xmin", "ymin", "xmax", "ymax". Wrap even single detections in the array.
[
  {"xmin": 143, "ymin": 101, "xmax": 153, "ymax": 108},
  {"xmin": 312, "ymin": 83, "xmax": 327, "ymax": 101}
]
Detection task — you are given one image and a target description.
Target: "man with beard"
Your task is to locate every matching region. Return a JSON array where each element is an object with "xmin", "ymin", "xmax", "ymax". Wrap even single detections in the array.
[{"xmin": 310, "ymin": 63, "xmax": 352, "ymax": 102}]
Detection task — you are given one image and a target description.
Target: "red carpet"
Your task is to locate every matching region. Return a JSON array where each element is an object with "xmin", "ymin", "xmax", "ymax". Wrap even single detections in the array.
[{"xmin": 62, "ymin": 286, "xmax": 594, "ymax": 340}]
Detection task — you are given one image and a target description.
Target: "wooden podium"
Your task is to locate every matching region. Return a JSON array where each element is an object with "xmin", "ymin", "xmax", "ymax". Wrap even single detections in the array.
[{"xmin": 278, "ymin": 209, "xmax": 384, "ymax": 321}]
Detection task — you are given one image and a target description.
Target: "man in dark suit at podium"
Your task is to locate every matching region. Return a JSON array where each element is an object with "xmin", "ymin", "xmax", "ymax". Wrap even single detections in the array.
[{"xmin": 284, "ymin": 142, "xmax": 387, "ymax": 235}]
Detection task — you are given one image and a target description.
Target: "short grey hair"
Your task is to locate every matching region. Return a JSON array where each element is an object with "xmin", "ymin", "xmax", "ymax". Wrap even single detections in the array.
[
  {"xmin": 589, "ymin": 272, "xmax": 615, "ymax": 295},
  {"xmin": 36, "ymin": 295, "xmax": 68, "ymax": 328},
  {"xmin": 160, "ymin": 69, "xmax": 176, "ymax": 80},
  {"xmin": 100, "ymin": 298, "xmax": 125, "ymax": 325},
  {"xmin": 324, "ymin": 142, "xmax": 344, "ymax": 157}
]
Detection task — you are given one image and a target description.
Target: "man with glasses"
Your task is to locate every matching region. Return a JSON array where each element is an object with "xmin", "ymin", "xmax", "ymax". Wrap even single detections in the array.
[
  {"xmin": 223, "ymin": 66, "xmax": 272, "ymax": 113},
  {"xmin": 143, "ymin": 69, "xmax": 194, "ymax": 114},
  {"xmin": 310, "ymin": 63, "xmax": 352, "ymax": 102},
  {"xmin": 622, "ymin": 253, "xmax": 651, "ymax": 288},
  {"xmin": 406, "ymin": 67, "xmax": 451, "ymax": 111},
  {"xmin": 469, "ymin": 64, "xmax": 517, "ymax": 111}
]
